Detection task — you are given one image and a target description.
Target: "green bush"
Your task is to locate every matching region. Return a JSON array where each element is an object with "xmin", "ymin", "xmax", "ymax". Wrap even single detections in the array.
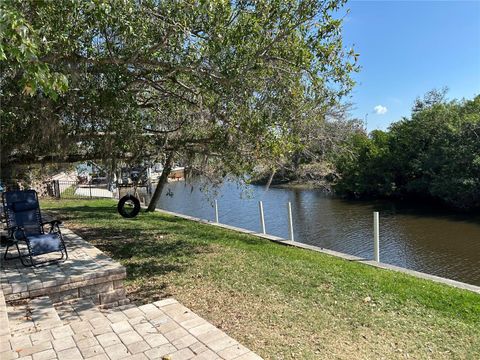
[{"xmin": 335, "ymin": 94, "xmax": 480, "ymax": 210}]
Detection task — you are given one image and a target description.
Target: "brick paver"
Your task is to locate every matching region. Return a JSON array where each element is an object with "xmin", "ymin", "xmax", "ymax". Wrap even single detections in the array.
[
  {"xmin": 1, "ymin": 228, "xmax": 128, "ymax": 307},
  {"xmin": 1, "ymin": 227, "xmax": 262, "ymax": 360}
]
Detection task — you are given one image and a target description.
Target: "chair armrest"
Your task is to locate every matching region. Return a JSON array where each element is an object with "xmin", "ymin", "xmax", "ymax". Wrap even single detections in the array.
[
  {"xmin": 42, "ymin": 220, "xmax": 62, "ymax": 233},
  {"xmin": 41, "ymin": 220, "xmax": 62, "ymax": 227}
]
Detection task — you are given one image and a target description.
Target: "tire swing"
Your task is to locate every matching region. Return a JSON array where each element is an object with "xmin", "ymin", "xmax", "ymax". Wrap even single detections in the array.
[{"xmin": 117, "ymin": 194, "xmax": 141, "ymax": 218}]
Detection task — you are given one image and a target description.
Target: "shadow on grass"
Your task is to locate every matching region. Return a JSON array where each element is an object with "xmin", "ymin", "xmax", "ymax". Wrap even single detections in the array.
[
  {"xmin": 74, "ymin": 226, "xmax": 210, "ymax": 271},
  {"xmin": 45, "ymin": 203, "xmax": 214, "ymax": 296},
  {"xmin": 48, "ymin": 203, "xmax": 266, "ymax": 245},
  {"xmin": 47, "ymin": 205, "xmax": 189, "ymax": 224},
  {"xmin": 44, "ymin": 201, "xmax": 274, "ymax": 286},
  {"xmin": 46, "ymin": 205, "xmax": 118, "ymax": 220}
]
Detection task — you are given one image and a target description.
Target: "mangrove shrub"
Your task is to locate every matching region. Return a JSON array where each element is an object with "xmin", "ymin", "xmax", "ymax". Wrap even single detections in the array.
[{"xmin": 335, "ymin": 93, "xmax": 480, "ymax": 210}]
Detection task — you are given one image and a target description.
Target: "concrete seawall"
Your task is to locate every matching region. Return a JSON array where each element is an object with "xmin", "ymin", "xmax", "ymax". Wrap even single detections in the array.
[{"xmin": 151, "ymin": 207, "xmax": 480, "ymax": 295}]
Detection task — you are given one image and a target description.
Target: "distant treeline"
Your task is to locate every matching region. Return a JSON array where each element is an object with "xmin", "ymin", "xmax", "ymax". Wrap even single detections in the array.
[
  {"xmin": 334, "ymin": 91, "xmax": 480, "ymax": 210},
  {"xmin": 253, "ymin": 90, "xmax": 480, "ymax": 211}
]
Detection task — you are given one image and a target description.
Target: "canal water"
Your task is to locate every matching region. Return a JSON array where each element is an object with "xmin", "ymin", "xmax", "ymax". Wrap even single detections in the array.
[{"xmin": 147, "ymin": 180, "xmax": 480, "ymax": 286}]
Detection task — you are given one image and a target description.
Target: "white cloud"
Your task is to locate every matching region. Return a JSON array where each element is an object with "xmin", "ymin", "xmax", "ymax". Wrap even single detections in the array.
[{"xmin": 374, "ymin": 105, "xmax": 388, "ymax": 115}]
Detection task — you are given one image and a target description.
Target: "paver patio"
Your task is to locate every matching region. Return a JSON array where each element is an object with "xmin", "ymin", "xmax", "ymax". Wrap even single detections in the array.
[{"xmin": 0, "ymin": 227, "xmax": 262, "ymax": 360}]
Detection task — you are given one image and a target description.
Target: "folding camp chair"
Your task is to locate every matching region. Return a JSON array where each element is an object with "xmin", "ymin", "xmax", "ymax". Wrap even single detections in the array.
[{"xmin": 2, "ymin": 190, "xmax": 67, "ymax": 266}]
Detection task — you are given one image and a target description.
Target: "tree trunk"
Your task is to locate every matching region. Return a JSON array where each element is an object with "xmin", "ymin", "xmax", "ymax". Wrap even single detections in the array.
[
  {"xmin": 146, "ymin": 151, "xmax": 174, "ymax": 212},
  {"xmin": 265, "ymin": 169, "xmax": 276, "ymax": 191}
]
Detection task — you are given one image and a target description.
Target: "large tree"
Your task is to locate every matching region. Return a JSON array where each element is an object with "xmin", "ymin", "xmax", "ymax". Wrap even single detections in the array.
[{"xmin": 1, "ymin": 0, "xmax": 358, "ymax": 210}]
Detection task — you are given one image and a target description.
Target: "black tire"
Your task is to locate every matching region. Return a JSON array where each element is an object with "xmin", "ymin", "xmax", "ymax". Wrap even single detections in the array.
[{"xmin": 117, "ymin": 195, "xmax": 141, "ymax": 218}]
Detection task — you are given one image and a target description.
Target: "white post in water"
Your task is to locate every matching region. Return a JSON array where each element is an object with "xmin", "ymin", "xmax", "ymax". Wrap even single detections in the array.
[
  {"xmin": 373, "ymin": 211, "xmax": 380, "ymax": 262},
  {"xmin": 259, "ymin": 201, "xmax": 266, "ymax": 234},
  {"xmin": 288, "ymin": 202, "xmax": 294, "ymax": 241},
  {"xmin": 214, "ymin": 200, "xmax": 219, "ymax": 223}
]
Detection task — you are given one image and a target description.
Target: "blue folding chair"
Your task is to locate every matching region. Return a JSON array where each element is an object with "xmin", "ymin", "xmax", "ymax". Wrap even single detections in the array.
[{"xmin": 2, "ymin": 190, "xmax": 67, "ymax": 266}]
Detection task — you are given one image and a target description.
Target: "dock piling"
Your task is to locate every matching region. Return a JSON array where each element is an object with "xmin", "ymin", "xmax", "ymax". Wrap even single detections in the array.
[
  {"xmin": 259, "ymin": 201, "xmax": 266, "ymax": 234},
  {"xmin": 214, "ymin": 200, "xmax": 219, "ymax": 223},
  {"xmin": 288, "ymin": 202, "xmax": 294, "ymax": 241},
  {"xmin": 373, "ymin": 211, "xmax": 380, "ymax": 262}
]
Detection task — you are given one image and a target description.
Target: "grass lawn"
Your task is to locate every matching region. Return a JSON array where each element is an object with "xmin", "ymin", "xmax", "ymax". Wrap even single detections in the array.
[{"xmin": 42, "ymin": 199, "xmax": 480, "ymax": 359}]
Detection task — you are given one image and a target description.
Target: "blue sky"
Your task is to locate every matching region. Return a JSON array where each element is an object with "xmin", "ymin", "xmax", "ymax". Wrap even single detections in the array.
[{"xmin": 339, "ymin": 0, "xmax": 480, "ymax": 131}]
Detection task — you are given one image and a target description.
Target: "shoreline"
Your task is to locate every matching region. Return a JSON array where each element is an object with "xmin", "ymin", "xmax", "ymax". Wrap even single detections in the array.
[
  {"xmin": 153, "ymin": 206, "xmax": 480, "ymax": 293},
  {"xmin": 255, "ymin": 180, "xmax": 480, "ymax": 214}
]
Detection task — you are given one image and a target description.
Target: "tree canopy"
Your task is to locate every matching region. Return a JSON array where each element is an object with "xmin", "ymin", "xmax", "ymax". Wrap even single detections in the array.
[
  {"xmin": 1, "ymin": 0, "xmax": 357, "ymax": 165},
  {"xmin": 334, "ymin": 92, "xmax": 480, "ymax": 210},
  {"xmin": 1, "ymin": 0, "xmax": 358, "ymax": 208}
]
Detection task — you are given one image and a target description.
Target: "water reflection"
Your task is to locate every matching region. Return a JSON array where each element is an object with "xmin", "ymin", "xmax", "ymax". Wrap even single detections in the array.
[{"xmin": 138, "ymin": 180, "xmax": 480, "ymax": 286}]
